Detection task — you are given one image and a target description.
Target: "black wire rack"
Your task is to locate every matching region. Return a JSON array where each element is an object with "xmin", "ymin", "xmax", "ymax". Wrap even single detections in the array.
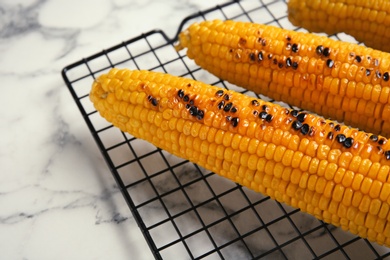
[{"xmin": 62, "ymin": 0, "xmax": 390, "ymax": 259}]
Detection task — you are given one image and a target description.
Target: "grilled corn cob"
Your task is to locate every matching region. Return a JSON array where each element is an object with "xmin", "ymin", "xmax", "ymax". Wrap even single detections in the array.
[
  {"xmin": 287, "ymin": 0, "xmax": 390, "ymax": 52},
  {"xmin": 175, "ymin": 19, "xmax": 390, "ymax": 137},
  {"xmin": 91, "ymin": 68, "xmax": 390, "ymax": 247}
]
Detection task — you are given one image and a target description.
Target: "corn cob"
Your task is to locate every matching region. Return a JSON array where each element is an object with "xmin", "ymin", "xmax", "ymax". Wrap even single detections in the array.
[
  {"xmin": 287, "ymin": 0, "xmax": 390, "ymax": 52},
  {"xmin": 91, "ymin": 67, "xmax": 390, "ymax": 247},
  {"xmin": 174, "ymin": 19, "xmax": 390, "ymax": 137}
]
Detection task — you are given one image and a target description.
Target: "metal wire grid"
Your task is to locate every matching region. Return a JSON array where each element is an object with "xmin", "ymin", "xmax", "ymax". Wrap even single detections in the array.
[{"xmin": 62, "ymin": 0, "xmax": 390, "ymax": 259}]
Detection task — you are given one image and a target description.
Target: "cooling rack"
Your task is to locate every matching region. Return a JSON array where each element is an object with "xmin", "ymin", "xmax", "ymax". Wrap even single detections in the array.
[{"xmin": 62, "ymin": 0, "xmax": 390, "ymax": 259}]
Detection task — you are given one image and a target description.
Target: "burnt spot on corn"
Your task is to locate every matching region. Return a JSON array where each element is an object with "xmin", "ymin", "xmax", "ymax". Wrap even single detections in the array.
[
  {"xmin": 258, "ymin": 51, "xmax": 264, "ymax": 61},
  {"xmin": 300, "ymin": 124, "xmax": 310, "ymax": 135},
  {"xmin": 249, "ymin": 52, "xmax": 256, "ymax": 62},
  {"xmin": 262, "ymin": 105, "xmax": 268, "ymax": 111},
  {"xmin": 370, "ymin": 135, "xmax": 379, "ymax": 142},
  {"xmin": 286, "ymin": 57, "xmax": 292, "ymax": 67},
  {"xmin": 366, "ymin": 69, "xmax": 371, "ymax": 76},
  {"xmin": 223, "ymin": 102, "xmax": 233, "ymax": 112},
  {"xmin": 292, "ymin": 120, "xmax": 303, "ymax": 130},
  {"xmin": 376, "ymin": 70, "xmax": 382, "ymax": 79},
  {"xmin": 268, "ymin": 54, "xmax": 273, "ymax": 59},
  {"xmin": 253, "ymin": 110, "xmax": 259, "ymax": 116},
  {"xmin": 323, "ymin": 48, "xmax": 331, "ymax": 57},
  {"xmin": 291, "ymin": 43, "xmax": 299, "ymax": 53},
  {"xmin": 239, "ymin": 37, "xmax": 247, "ymax": 47},
  {"xmin": 286, "ymin": 36, "xmax": 292, "ymax": 41},
  {"xmin": 326, "ymin": 59, "xmax": 334, "ymax": 68},
  {"xmin": 385, "ymin": 151, "xmax": 390, "ymax": 160},
  {"xmin": 183, "ymin": 95, "xmax": 190, "ymax": 102},
  {"xmin": 292, "ymin": 61, "xmax": 299, "ymax": 70},
  {"xmin": 316, "ymin": 45, "xmax": 324, "ymax": 55},
  {"xmin": 334, "ymin": 125, "xmax": 341, "ymax": 131},
  {"xmin": 196, "ymin": 110, "xmax": 204, "ymax": 120},
  {"xmin": 265, "ymin": 114, "xmax": 273, "ymax": 122},
  {"xmin": 223, "ymin": 94, "xmax": 230, "ymax": 101},
  {"xmin": 355, "ymin": 55, "xmax": 362, "ymax": 63},
  {"xmin": 291, "ymin": 110, "xmax": 299, "ymax": 117},
  {"xmin": 251, "ymin": 100, "xmax": 260, "ymax": 106},
  {"xmin": 327, "ymin": 132, "xmax": 334, "ymax": 140},
  {"xmin": 379, "ymin": 138, "xmax": 387, "ymax": 145},
  {"xmin": 215, "ymin": 90, "xmax": 224, "ymax": 97},
  {"xmin": 344, "ymin": 137, "xmax": 354, "ymax": 148},
  {"xmin": 231, "ymin": 117, "xmax": 239, "ymax": 127},
  {"xmin": 217, "ymin": 100, "xmax": 225, "ymax": 109},
  {"xmin": 297, "ymin": 112, "xmax": 307, "ymax": 122},
  {"xmin": 273, "ymin": 58, "xmax": 278, "ymax": 65},
  {"xmin": 278, "ymin": 62, "xmax": 284, "ymax": 68},
  {"xmin": 336, "ymin": 134, "xmax": 346, "ymax": 143},
  {"xmin": 231, "ymin": 106, "xmax": 238, "ymax": 113},
  {"xmin": 147, "ymin": 95, "xmax": 158, "ymax": 106},
  {"xmin": 178, "ymin": 89, "xmax": 184, "ymax": 98},
  {"xmin": 226, "ymin": 115, "xmax": 231, "ymax": 121},
  {"xmin": 189, "ymin": 106, "xmax": 198, "ymax": 116},
  {"xmin": 259, "ymin": 111, "xmax": 268, "ymax": 119},
  {"xmin": 384, "ymin": 72, "xmax": 389, "ymax": 81}
]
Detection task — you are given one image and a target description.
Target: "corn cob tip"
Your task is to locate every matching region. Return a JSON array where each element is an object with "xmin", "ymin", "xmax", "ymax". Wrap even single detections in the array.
[{"xmin": 174, "ymin": 29, "xmax": 190, "ymax": 52}]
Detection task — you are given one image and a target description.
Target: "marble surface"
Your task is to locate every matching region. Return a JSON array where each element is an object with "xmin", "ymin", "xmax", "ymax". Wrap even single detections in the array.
[{"xmin": 3, "ymin": 0, "xmax": 390, "ymax": 259}]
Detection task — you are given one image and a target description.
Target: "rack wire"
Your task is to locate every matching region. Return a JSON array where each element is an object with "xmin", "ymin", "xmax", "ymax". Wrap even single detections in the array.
[{"xmin": 62, "ymin": 0, "xmax": 390, "ymax": 259}]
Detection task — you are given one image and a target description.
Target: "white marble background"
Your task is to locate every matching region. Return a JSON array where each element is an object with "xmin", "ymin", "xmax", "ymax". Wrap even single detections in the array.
[
  {"xmin": 3, "ymin": 0, "xmax": 390, "ymax": 259},
  {"xmin": 0, "ymin": 0, "xmax": 225, "ymax": 259}
]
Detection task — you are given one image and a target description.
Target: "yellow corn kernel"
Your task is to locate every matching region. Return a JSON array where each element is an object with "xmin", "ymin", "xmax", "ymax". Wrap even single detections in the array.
[{"xmin": 91, "ymin": 68, "xmax": 390, "ymax": 248}]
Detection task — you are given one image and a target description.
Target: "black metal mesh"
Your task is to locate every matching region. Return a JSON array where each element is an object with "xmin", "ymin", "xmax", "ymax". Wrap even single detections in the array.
[{"xmin": 62, "ymin": 0, "xmax": 390, "ymax": 259}]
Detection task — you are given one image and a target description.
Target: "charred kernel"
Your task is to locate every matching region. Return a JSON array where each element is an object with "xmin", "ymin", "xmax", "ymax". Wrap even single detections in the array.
[
  {"xmin": 231, "ymin": 117, "xmax": 239, "ymax": 127},
  {"xmin": 196, "ymin": 110, "xmax": 204, "ymax": 120},
  {"xmin": 178, "ymin": 89, "xmax": 185, "ymax": 98},
  {"xmin": 377, "ymin": 146, "xmax": 383, "ymax": 152},
  {"xmin": 316, "ymin": 45, "xmax": 324, "ymax": 55},
  {"xmin": 384, "ymin": 72, "xmax": 389, "ymax": 81},
  {"xmin": 262, "ymin": 105, "xmax": 268, "ymax": 111},
  {"xmin": 286, "ymin": 36, "xmax": 291, "ymax": 41},
  {"xmin": 231, "ymin": 106, "xmax": 238, "ymax": 113},
  {"xmin": 292, "ymin": 120, "xmax": 303, "ymax": 130},
  {"xmin": 278, "ymin": 62, "xmax": 283, "ymax": 68},
  {"xmin": 226, "ymin": 115, "xmax": 232, "ymax": 121},
  {"xmin": 291, "ymin": 110, "xmax": 299, "ymax": 117},
  {"xmin": 300, "ymin": 124, "xmax": 310, "ymax": 135},
  {"xmin": 185, "ymin": 104, "xmax": 190, "ymax": 109},
  {"xmin": 376, "ymin": 70, "xmax": 382, "ymax": 78},
  {"xmin": 217, "ymin": 100, "xmax": 225, "ymax": 109},
  {"xmin": 223, "ymin": 102, "xmax": 233, "ymax": 112},
  {"xmin": 259, "ymin": 111, "xmax": 268, "ymax": 119},
  {"xmin": 249, "ymin": 52, "xmax": 256, "ymax": 61},
  {"xmin": 326, "ymin": 59, "xmax": 334, "ymax": 68},
  {"xmin": 385, "ymin": 151, "xmax": 390, "ymax": 160},
  {"xmin": 151, "ymin": 98, "xmax": 158, "ymax": 106},
  {"xmin": 258, "ymin": 51, "xmax": 264, "ymax": 61},
  {"xmin": 292, "ymin": 62, "xmax": 298, "ymax": 70},
  {"xmin": 251, "ymin": 100, "xmax": 260, "ymax": 106},
  {"xmin": 261, "ymin": 39, "xmax": 266, "ymax": 46},
  {"xmin": 253, "ymin": 110, "xmax": 259, "ymax": 116},
  {"xmin": 323, "ymin": 47, "xmax": 331, "ymax": 57},
  {"xmin": 268, "ymin": 54, "xmax": 273, "ymax": 59},
  {"xmin": 215, "ymin": 90, "xmax": 224, "ymax": 97},
  {"xmin": 183, "ymin": 95, "xmax": 190, "ymax": 102},
  {"xmin": 308, "ymin": 127, "xmax": 315, "ymax": 136},
  {"xmin": 286, "ymin": 57, "xmax": 292, "ymax": 67},
  {"xmin": 265, "ymin": 114, "xmax": 273, "ymax": 122},
  {"xmin": 370, "ymin": 135, "xmax": 379, "ymax": 142},
  {"xmin": 344, "ymin": 137, "xmax": 354, "ymax": 148},
  {"xmin": 378, "ymin": 138, "xmax": 387, "ymax": 145},
  {"xmin": 189, "ymin": 106, "xmax": 198, "ymax": 116},
  {"xmin": 223, "ymin": 94, "xmax": 230, "ymax": 101},
  {"xmin": 366, "ymin": 69, "xmax": 371, "ymax": 76},
  {"xmin": 273, "ymin": 58, "xmax": 278, "ymax": 65},
  {"xmin": 329, "ymin": 122, "xmax": 334, "ymax": 128},
  {"xmin": 187, "ymin": 83, "xmax": 191, "ymax": 87},
  {"xmin": 327, "ymin": 132, "xmax": 334, "ymax": 140},
  {"xmin": 334, "ymin": 125, "xmax": 341, "ymax": 131},
  {"xmin": 291, "ymin": 43, "xmax": 299, "ymax": 52},
  {"xmin": 336, "ymin": 134, "xmax": 346, "ymax": 143},
  {"xmin": 297, "ymin": 113, "xmax": 307, "ymax": 122},
  {"xmin": 189, "ymin": 99, "xmax": 194, "ymax": 105},
  {"xmin": 355, "ymin": 55, "xmax": 362, "ymax": 63}
]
